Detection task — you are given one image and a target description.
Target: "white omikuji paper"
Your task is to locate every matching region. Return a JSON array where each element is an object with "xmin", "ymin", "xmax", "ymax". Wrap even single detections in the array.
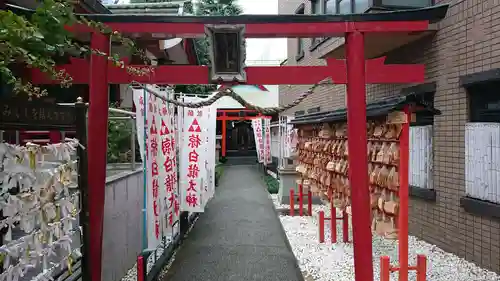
[
  {"xmin": 133, "ymin": 86, "xmax": 162, "ymax": 249},
  {"xmin": 263, "ymin": 117, "xmax": 272, "ymax": 165},
  {"xmin": 252, "ymin": 118, "xmax": 264, "ymax": 163},
  {"xmin": 180, "ymin": 99, "xmax": 206, "ymax": 212}
]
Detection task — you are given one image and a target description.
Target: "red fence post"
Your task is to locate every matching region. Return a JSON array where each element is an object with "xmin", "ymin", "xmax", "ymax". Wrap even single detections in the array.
[
  {"xmin": 318, "ymin": 211, "xmax": 325, "ymax": 243},
  {"xmin": 342, "ymin": 209, "xmax": 349, "ymax": 243},
  {"xmin": 416, "ymin": 255, "xmax": 427, "ymax": 281},
  {"xmin": 289, "ymin": 189, "xmax": 295, "ymax": 216},
  {"xmin": 299, "ymin": 184, "xmax": 304, "ymax": 216},
  {"xmin": 330, "ymin": 201, "xmax": 337, "ymax": 243},
  {"xmin": 380, "ymin": 256, "xmax": 391, "ymax": 281},
  {"xmin": 137, "ymin": 255, "xmax": 145, "ymax": 281},
  {"xmin": 307, "ymin": 189, "xmax": 312, "ymax": 216}
]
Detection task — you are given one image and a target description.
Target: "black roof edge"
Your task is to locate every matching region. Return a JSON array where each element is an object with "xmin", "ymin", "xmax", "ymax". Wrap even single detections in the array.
[
  {"xmin": 79, "ymin": 0, "xmax": 111, "ymax": 14},
  {"xmin": 459, "ymin": 68, "xmax": 500, "ymax": 88},
  {"xmin": 290, "ymin": 89, "xmax": 440, "ymax": 125},
  {"xmin": 6, "ymin": 4, "xmax": 449, "ymax": 25}
]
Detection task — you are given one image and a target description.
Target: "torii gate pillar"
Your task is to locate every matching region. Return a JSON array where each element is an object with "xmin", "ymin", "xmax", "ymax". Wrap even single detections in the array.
[
  {"xmin": 87, "ymin": 32, "xmax": 110, "ymax": 281},
  {"xmin": 344, "ymin": 31, "xmax": 374, "ymax": 281}
]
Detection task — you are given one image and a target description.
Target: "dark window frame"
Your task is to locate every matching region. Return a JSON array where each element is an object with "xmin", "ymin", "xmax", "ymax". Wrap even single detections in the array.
[
  {"xmin": 294, "ymin": 110, "xmax": 305, "ymax": 116},
  {"xmin": 307, "ymin": 106, "xmax": 321, "ymax": 114},
  {"xmin": 411, "ymin": 91, "xmax": 435, "ymax": 126},
  {"xmin": 467, "ymin": 82, "xmax": 500, "ymax": 123},
  {"xmin": 372, "ymin": 0, "xmax": 434, "ymax": 10},
  {"xmin": 310, "ymin": 0, "xmax": 324, "ymax": 47},
  {"xmin": 295, "ymin": 4, "xmax": 305, "ymax": 61}
]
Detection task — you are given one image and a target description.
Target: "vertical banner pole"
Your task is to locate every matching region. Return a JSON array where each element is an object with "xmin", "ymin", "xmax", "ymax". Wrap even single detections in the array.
[
  {"xmin": 345, "ymin": 31, "xmax": 374, "ymax": 281},
  {"xmin": 142, "ymin": 88, "xmax": 148, "ymax": 250}
]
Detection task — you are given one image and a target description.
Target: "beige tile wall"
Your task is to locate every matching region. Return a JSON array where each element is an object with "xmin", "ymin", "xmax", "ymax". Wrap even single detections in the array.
[{"xmin": 278, "ymin": 0, "xmax": 500, "ymax": 272}]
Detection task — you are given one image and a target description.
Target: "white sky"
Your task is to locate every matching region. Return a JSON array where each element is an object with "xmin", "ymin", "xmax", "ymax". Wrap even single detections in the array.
[{"xmin": 237, "ymin": 0, "xmax": 287, "ymax": 64}]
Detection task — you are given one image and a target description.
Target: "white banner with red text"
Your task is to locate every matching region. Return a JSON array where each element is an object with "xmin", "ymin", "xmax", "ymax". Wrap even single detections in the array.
[
  {"xmin": 252, "ymin": 118, "xmax": 264, "ymax": 163},
  {"xmin": 179, "ymin": 95, "xmax": 216, "ymax": 212},
  {"xmin": 133, "ymin": 86, "xmax": 179, "ymax": 249},
  {"xmin": 263, "ymin": 117, "xmax": 272, "ymax": 165}
]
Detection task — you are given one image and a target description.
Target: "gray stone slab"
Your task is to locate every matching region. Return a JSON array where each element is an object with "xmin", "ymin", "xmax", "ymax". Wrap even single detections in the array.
[{"xmin": 162, "ymin": 165, "xmax": 304, "ymax": 281}]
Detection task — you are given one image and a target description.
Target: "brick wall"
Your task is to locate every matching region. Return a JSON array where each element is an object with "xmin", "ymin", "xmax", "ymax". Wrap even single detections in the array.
[{"xmin": 279, "ymin": 0, "xmax": 500, "ymax": 272}]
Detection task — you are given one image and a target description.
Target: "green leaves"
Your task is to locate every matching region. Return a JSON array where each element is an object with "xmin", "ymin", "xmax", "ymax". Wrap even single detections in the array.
[{"xmin": 1, "ymin": 0, "xmax": 148, "ymax": 98}]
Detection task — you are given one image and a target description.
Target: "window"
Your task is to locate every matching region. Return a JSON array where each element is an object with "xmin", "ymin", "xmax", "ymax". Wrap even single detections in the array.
[
  {"xmin": 409, "ymin": 91, "xmax": 435, "ymax": 191},
  {"xmin": 295, "ymin": 4, "xmax": 305, "ymax": 60},
  {"xmin": 337, "ymin": 0, "xmax": 352, "ymax": 14},
  {"xmin": 469, "ymin": 82, "xmax": 500, "ymax": 123},
  {"xmin": 465, "ymin": 81, "xmax": 500, "ymax": 204},
  {"xmin": 311, "ymin": 0, "xmax": 323, "ymax": 46},
  {"xmin": 378, "ymin": 0, "xmax": 433, "ymax": 8},
  {"xmin": 325, "ymin": 0, "xmax": 336, "ymax": 13},
  {"xmin": 307, "ymin": 107, "xmax": 321, "ymax": 114},
  {"xmin": 311, "ymin": 0, "xmax": 322, "ymax": 14},
  {"xmin": 354, "ymin": 0, "xmax": 369, "ymax": 12},
  {"xmin": 294, "ymin": 110, "xmax": 305, "ymax": 116}
]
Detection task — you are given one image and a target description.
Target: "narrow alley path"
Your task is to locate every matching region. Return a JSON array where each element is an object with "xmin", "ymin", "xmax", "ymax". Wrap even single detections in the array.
[{"xmin": 162, "ymin": 165, "xmax": 304, "ymax": 281}]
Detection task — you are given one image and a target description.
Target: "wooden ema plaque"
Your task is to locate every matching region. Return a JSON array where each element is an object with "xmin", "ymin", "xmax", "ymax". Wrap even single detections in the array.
[{"xmin": 295, "ymin": 113, "xmax": 404, "ymax": 240}]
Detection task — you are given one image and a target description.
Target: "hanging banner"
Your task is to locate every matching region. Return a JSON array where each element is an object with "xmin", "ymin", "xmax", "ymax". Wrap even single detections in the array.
[
  {"xmin": 284, "ymin": 116, "xmax": 294, "ymax": 159},
  {"xmin": 148, "ymin": 98, "xmax": 162, "ymax": 248},
  {"xmin": 180, "ymin": 105, "xmax": 205, "ymax": 212},
  {"xmin": 207, "ymin": 103, "xmax": 217, "ymax": 199},
  {"xmin": 252, "ymin": 118, "xmax": 264, "ymax": 163},
  {"xmin": 133, "ymin": 89, "xmax": 146, "ymax": 163},
  {"xmin": 181, "ymin": 96, "xmax": 217, "ymax": 207},
  {"xmin": 132, "ymin": 86, "xmax": 162, "ymax": 249},
  {"xmin": 157, "ymin": 88, "xmax": 179, "ymax": 238},
  {"xmin": 134, "ymin": 86, "xmax": 179, "ymax": 248},
  {"xmin": 263, "ymin": 117, "xmax": 272, "ymax": 165}
]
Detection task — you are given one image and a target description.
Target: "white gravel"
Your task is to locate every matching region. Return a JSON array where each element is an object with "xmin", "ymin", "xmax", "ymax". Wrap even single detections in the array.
[{"xmin": 269, "ymin": 194, "xmax": 500, "ymax": 281}]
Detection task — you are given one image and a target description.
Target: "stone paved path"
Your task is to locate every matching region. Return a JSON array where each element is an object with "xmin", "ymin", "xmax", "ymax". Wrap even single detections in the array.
[{"xmin": 162, "ymin": 165, "xmax": 304, "ymax": 281}]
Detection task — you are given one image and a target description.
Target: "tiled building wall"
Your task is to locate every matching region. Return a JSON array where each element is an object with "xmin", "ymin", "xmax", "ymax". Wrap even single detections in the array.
[{"xmin": 278, "ymin": 0, "xmax": 500, "ymax": 273}]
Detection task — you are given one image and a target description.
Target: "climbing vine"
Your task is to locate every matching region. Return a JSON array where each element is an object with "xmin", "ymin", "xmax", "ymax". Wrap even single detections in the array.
[{"xmin": 0, "ymin": 0, "xmax": 150, "ymax": 99}]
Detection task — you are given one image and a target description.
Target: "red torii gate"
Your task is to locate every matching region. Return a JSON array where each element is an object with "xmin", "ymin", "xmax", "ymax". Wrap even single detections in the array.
[{"xmin": 24, "ymin": 4, "xmax": 449, "ymax": 281}]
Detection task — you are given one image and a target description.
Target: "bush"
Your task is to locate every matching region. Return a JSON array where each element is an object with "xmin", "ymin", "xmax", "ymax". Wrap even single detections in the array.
[
  {"xmin": 215, "ymin": 164, "xmax": 223, "ymax": 186},
  {"xmin": 263, "ymin": 175, "xmax": 279, "ymax": 194}
]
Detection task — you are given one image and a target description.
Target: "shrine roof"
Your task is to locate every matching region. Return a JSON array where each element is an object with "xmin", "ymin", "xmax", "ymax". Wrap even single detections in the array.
[
  {"xmin": 8, "ymin": 4, "xmax": 448, "ymax": 24},
  {"xmin": 104, "ymin": 1, "xmax": 189, "ymax": 15},
  {"xmin": 290, "ymin": 91, "xmax": 441, "ymax": 125}
]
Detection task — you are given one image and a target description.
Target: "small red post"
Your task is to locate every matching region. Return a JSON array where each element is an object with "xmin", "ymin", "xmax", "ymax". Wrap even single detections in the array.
[
  {"xmin": 331, "ymin": 201, "xmax": 337, "ymax": 243},
  {"xmin": 137, "ymin": 255, "xmax": 144, "ymax": 281},
  {"xmin": 416, "ymin": 255, "xmax": 427, "ymax": 281},
  {"xmin": 380, "ymin": 256, "xmax": 391, "ymax": 281},
  {"xmin": 307, "ymin": 189, "xmax": 312, "ymax": 216},
  {"xmin": 221, "ymin": 118, "xmax": 227, "ymax": 157},
  {"xmin": 289, "ymin": 189, "xmax": 295, "ymax": 216},
  {"xmin": 299, "ymin": 184, "xmax": 304, "ymax": 216},
  {"xmin": 318, "ymin": 211, "xmax": 325, "ymax": 243},
  {"xmin": 342, "ymin": 209, "xmax": 349, "ymax": 243}
]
